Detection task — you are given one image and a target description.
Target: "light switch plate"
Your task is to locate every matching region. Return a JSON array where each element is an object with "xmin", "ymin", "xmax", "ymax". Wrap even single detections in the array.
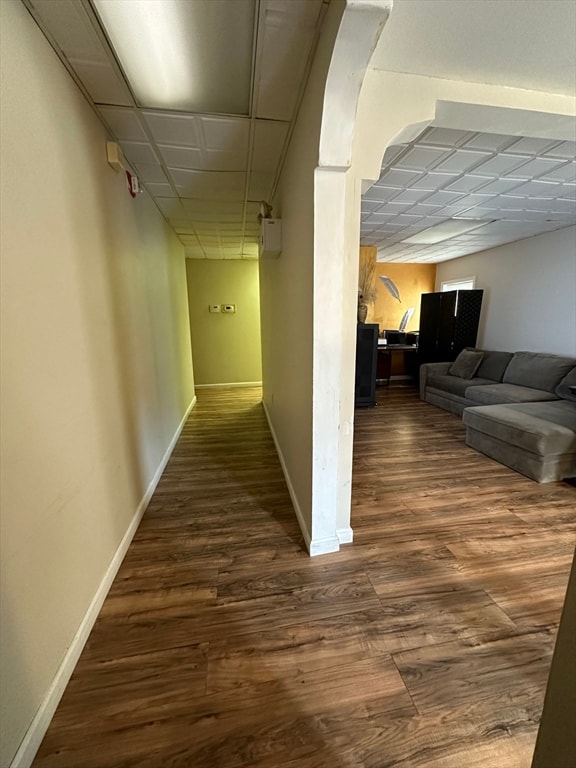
[
  {"xmin": 221, "ymin": 304, "xmax": 236, "ymax": 314},
  {"xmin": 209, "ymin": 304, "xmax": 221, "ymax": 313}
]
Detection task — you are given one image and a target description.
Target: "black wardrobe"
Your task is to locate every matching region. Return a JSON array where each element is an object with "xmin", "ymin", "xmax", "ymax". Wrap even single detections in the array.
[
  {"xmin": 355, "ymin": 323, "xmax": 378, "ymax": 407},
  {"xmin": 418, "ymin": 290, "xmax": 483, "ymax": 364}
]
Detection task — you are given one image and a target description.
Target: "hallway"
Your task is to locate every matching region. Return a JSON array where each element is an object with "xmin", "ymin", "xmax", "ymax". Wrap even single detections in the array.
[{"xmin": 33, "ymin": 386, "xmax": 575, "ymax": 767}]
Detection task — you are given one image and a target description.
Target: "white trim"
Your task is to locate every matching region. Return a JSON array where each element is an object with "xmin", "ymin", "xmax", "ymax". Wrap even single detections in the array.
[
  {"xmin": 262, "ymin": 401, "xmax": 341, "ymax": 558},
  {"xmin": 9, "ymin": 396, "xmax": 197, "ymax": 768},
  {"xmin": 336, "ymin": 527, "xmax": 354, "ymax": 544},
  {"xmin": 441, "ymin": 276, "xmax": 476, "ymax": 292},
  {"xmin": 194, "ymin": 381, "xmax": 262, "ymax": 389},
  {"xmin": 262, "ymin": 400, "xmax": 313, "ymax": 553}
]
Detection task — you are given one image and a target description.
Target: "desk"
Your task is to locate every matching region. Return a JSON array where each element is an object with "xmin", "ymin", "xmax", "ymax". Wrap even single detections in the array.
[{"xmin": 377, "ymin": 344, "xmax": 418, "ymax": 385}]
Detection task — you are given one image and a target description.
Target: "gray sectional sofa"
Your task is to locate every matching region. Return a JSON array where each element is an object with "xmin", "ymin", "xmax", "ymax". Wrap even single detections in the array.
[{"xmin": 420, "ymin": 350, "xmax": 576, "ymax": 483}]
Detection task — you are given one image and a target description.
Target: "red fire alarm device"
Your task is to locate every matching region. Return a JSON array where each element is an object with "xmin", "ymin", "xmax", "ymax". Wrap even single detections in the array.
[{"xmin": 126, "ymin": 171, "xmax": 139, "ymax": 198}]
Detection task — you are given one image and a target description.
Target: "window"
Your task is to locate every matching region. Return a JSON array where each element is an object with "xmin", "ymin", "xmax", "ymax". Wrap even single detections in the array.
[{"xmin": 441, "ymin": 277, "xmax": 476, "ymax": 292}]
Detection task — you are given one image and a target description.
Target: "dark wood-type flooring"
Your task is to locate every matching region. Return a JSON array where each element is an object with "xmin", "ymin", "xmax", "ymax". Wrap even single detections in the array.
[{"xmin": 33, "ymin": 384, "xmax": 576, "ymax": 768}]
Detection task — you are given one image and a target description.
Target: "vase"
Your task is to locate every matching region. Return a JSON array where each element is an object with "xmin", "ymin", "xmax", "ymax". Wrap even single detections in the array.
[{"xmin": 357, "ymin": 302, "xmax": 368, "ymax": 323}]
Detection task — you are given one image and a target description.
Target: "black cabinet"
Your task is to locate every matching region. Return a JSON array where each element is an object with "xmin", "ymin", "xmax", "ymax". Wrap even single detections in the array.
[
  {"xmin": 418, "ymin": 290, "xmax": 483, "ymax": 364},
  {"xmin": 355, "ymin": 323, "xmax": 378, "ymax": 407}
]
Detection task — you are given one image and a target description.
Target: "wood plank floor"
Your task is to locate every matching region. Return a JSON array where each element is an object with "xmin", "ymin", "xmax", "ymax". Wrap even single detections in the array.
[{"xmin": 33, "ymin": 384, "xmax": 576, "ymax": 768}]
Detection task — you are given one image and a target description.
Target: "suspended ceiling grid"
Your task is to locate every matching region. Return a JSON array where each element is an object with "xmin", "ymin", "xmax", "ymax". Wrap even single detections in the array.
[
  {"xmin": 361, "ymin": 127, "xmax": 576, "ymax": 263},
  {"xmin": 25, "ymin": 0, "xmax": 328, "ymax": 260}
]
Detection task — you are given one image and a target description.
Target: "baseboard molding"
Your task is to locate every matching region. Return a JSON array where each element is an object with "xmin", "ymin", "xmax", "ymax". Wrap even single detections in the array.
[
  {"xmin": 336, "ymin": 526, "xmax": 354, "ymax": 544},
  {"xmin": 10, "ymin": 395, "xmax": 197, "ymax": 768},
  {"xmin": 309, "ymin": 536, "xmax": 341, "ymax": 556},
  {"xmin": 195, "ymin": 381, "xmax": 262, "ymax": 390},
  {"xmin": 262, "ymin": 400, "xmax": 313, "ymax": 554}
]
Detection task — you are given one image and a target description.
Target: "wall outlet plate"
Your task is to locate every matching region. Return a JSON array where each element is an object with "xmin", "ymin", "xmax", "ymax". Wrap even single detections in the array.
[
  {"xmin": 209, "ymin": 304, "xmax": 221, "ymax": 313},
  {"xmin": 221, "ymin": 304, "xmax": 236, "ymax": 313}
]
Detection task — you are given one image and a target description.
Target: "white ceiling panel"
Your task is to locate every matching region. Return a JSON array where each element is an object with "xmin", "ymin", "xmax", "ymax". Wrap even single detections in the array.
[
  {"xmin": 539, "ymin": 162, "xmax": 576, "ymax": 183},
  {"xmin": 157, "ymin": 145, "xmax": 208, "ymax": 170},
  {"xmin": 135, "ymin": 164, "xmax": 168, "ymax": 183},
  {"xmin": 143, "ymin": 112, "xmax": 202, "ymax": 147},
  {"xmin": 98, "ymin": 108, "xmax": 148, "ymax": 141},
  {"xmin": 394, "ymin": 146, "xmax": 450, "ymax": 171},
  {"xmin": 71, "ymin": 61, "xmax": 133, "ymax": 106},
  {"xmin": 509, "ymin": 157, "xmax": 565, "ymax": 179},
  {"xmin": 248, "ymin": 172, "xmax": 275, "ymax": 201},
  {"xmin": 434, "ymin": 149, "xmax": 490, "ymax": 174},
  {"xmin": 544, "ymin": 141, "xmax": 576, "ymax": 159},
  {"xmin": 169, "ymin": 170, "xmax": 246, "ymax": 201},
  {"xmin": 198, "ymin": 117, "xmax": 250, "ymax": 152},
  {"xmin": 463, "ymin": 133, "xmax": 514, "ymax": 152},
  {"xmin": 145, "ymin": 183, "xmax": 175, "ymax": 197},
  {"xmin": 417, "ymin": 127, "xmax": 473, "ymax": 147},
  {"xmin": 503, "ymin": 137, "xmax": 560, "ymax": 155},
  {"xmin": 251, "ymin": 121, "xmax": 290, "ymax": 172},
  {"xmin": 255, "ymin": 0, "xmax": 324, "ymax": 121},
  {"xmin": 470, "ymin": 154, "xmax": 530, "ymax": 177},
  {"xmin": 409, "ymin": 172, "xmax": 458, "ymax": 190},
  {"xmin": 119, "ymin": 141, "xmax": 159, "ymax": 165},
  {"xmin": 445, "ymin": 175, "xmax": 492, "ymax": 193}
]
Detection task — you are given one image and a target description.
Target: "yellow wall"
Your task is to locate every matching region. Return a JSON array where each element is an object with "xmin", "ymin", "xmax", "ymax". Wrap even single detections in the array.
[
  {"xmin": 0, "ymin": 2, "xmax": 194, "ymax": 764},
  {"xmin": 186, "ymin": 260, "xmax": 262, "ymax": 385},
  {"xmin": 369, "ymin": 261, "xmax": 437, "ymax": 332}
]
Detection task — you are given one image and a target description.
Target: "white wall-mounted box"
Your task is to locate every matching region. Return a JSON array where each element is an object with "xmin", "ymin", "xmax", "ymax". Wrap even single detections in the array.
[{"xmin": 259, "ymin": 219, "xmax": 282, "ymax": 258}]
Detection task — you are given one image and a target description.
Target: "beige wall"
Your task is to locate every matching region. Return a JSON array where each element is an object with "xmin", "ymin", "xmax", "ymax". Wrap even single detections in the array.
[
  {"xmin": 186, "ymin": 260, "xmax": 262, "ymax": 386},
  {"xmin": 0, "ymin": 2, "xmax": 195, "ymax": 765},
  {"xmin": 259, "ymin": 1, "xmax": 345, "ymax": 546},
  {"xmin": 436, "ymin": 226, "xmax": 576, "ymax": 356}
]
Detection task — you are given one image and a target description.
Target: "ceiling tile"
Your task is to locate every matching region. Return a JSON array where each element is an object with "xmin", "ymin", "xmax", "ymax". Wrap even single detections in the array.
[
  {"xmin": 395, "ymin": 146, "xmax": 450, "ymax": 171},
  {"xmin": 251, "ymin": 121, "xmax": 290, "ymax": 172},
  {"xmin": 503, "ymin": 137, "xmax": 560, "ymax": 155},
  {"xmin": 543, "ymin": 141, "xmax": 576, "ymax": 159},
  {"xmin": 145, "ymin": 183, "xmax": 175, "ymax": 197},
  {"xmin": 99, "ymin": 107, "xmax": 148, "ymax": 141},
  {"xmin": 135, "ymin": 164, "xmax": 168, "ymax": 183},
  {"xmin": 434, "ymin": 149, "xmax": 490, "ymax": 174},
  {"xmin": 423, "ymin": 190, "xmax": 465, "ymax": 206},
  {"xmin": 391, "ymin": 189, "xmax": 433, "ymax": 204},
  {"xmin": 143, "ymin": 112, "xmax": 201, "ymax": 147},
  {"xmin": 120, "ymin": 141, "xmax": 159, "ymax": 165},
  {"xmin": 462, "ymin": 133, "xmax": 515, "ymax": 152},
  {"xmin": 445, "ymin": 175, "xmax": 492, "ymax": 193},
  {"xmin": 381, "ymin": 145, "xmax": 407, "ymax": 167},
  {"xmin": 507, "ymin": 180, "xmax": 561, "ymax": 198},
  {"xmin": 418, "ymin": 127, "xmax": 473, "ymax": 147},
  {"xmin": 169, "ymin": 169, "xmax": 246, "ymax": 201},
  {"xmin": 538, "ymin": 162, "xmax": 576, "ymax": 183},
  {"xmin": 248, "ymin": 171, "xmax": 275, "ymax": 201},
  {"xmin": 376, "ymin": 168, "xmax": 423, "ymax": 187},
  {"xmin": 157, "ymin": 145, "xmax": 205, "ymax": 170},
  {"xmin": 509, "ymin": 157, "xmax": 566, "ymax": 179},
  {"xmin": 199, "ymin": 117, "xmax": 250, "ymax": 152},
  {"xmin": 473, "ymin": 177, "xmax": 525, "ymax": 195},
  {"xmin": 255, "ymin": 0, "xmax": 323, "ymax": 121},
  {"xmin": 410, "ymin": 172, "xmax": 458, "ymax": 190},
  {"xmin": 470, "ymin": 153, "xmax": 531, "ymax": 177}
]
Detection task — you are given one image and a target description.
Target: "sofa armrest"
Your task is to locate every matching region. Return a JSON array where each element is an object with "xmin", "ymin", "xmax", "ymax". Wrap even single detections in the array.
[{"xmin": 420, "ymin": 362, "xmax": 452, "ymax": 399}]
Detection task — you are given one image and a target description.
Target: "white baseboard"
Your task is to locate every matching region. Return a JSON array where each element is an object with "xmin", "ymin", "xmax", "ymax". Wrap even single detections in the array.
[
  {"xmin": 10, "ymin": 395, "xmax": 197, "ymax": 768},
  {"xmin": 309, "ymin": 536, "xmax": 341, "ymax": 556},
  {"xmin": 195, "ymin": 381, "xmax": 262, "ymax": 389},
  {"xmin": 336, "ymin": 526, "xmax": 354, "ymax": 544},
  {"xmin": 262, "ymin": 400, "xmax": 313, "ymax": 553}
]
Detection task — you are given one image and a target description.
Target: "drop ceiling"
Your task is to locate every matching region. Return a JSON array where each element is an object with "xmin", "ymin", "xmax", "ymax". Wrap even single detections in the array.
[
  {"xmin": 361, "ymin": 126, "xmax": 576, "ymax": 263},
  {"xmin": 22, "ymin": 0, "xmax": 576, "ymax": 265},
  {"xmin": 24, "ymin": 0, "xmax": 329, "ymax": 260}
]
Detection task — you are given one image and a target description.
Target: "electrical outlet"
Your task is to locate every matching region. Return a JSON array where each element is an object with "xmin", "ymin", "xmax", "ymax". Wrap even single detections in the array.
[
  {"xmin": 209, "ymin": 304, "xmax": 221, "ymax": 313},
  {"xmin": 221, "ymin": 304, "xmax": 236, "ymax": 314}
]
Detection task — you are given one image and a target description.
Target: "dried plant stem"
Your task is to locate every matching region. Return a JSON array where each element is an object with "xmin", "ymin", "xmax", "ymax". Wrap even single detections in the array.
[{"xmin": 358, "ymin": 250, "xmax": 377, "ymax": 304}]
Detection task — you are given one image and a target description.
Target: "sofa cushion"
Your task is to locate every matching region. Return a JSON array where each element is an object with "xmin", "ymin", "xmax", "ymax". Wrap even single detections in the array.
[
  {"xmin": 449, "ymin": 348, "xmax": 484, "ymax": 379},
  {"xmin": 463, "ymin": 401, "xmax": 576, "ymax": 457},
  {"xmin": 428, "ymin": 374, "xmax": 496, "ymax": 398},
  {"xmin": 503, "ymin": 352, "xmax": 576, "ymax": 393},
  {"xmin": 465, "ymin": 383, "xmax": 558, "ymax": 405},
  {"xmin": 555, "ymin": 367, "xmax": 576, "ymax": 402},
  {"xmin": 476, "ymin": 350, "xmax": 514, "ymax": 382}
]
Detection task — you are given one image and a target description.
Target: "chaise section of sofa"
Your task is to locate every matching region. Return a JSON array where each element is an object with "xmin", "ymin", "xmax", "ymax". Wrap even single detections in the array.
[{"xmin": 421, "ymin": 349, "xmax": 576, "ymax": 482}]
